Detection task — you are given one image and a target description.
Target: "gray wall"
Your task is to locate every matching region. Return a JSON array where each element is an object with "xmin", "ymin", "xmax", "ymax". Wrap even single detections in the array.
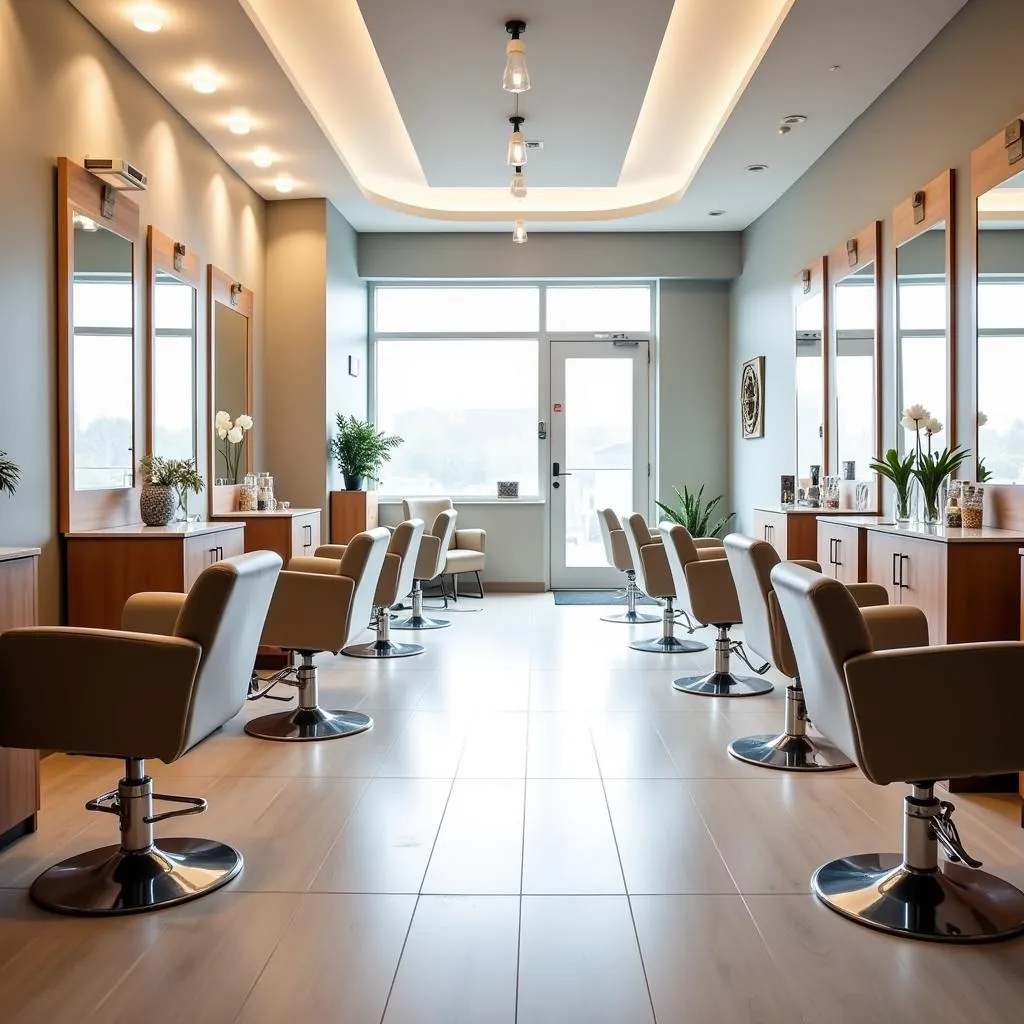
[
  {"xmin": 0, "ymin": 0, "xmax": 265, "ymax": 623},
  {"xmin": 730, "ymin": 0, "xmax": 1024, "ymax": 530}
]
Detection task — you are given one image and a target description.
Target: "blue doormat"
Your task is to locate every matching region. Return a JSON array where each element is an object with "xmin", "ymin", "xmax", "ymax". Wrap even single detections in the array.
[{"xmin": 552, "ymin": 590, "xmax": 659, "ymax": 606}]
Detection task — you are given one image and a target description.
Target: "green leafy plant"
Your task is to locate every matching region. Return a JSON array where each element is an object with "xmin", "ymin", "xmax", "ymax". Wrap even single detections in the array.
[
  {"xmin": 139, "ymin": 455, "xmax": 205, "ymax": 517},
  {"xmin": 869, "ymin": 449, "xmax": 916, "ymax": 520},
  {"xmin": 977, "ymin": 457, "xmax": 993, "ymax": 483},
  {"xmin": 913, "ymin": 445, "xmax": 970, "ymax": 522},
  {"xmin": 0, "ymin": 449, "xmax": 21, "ymax": 498},
  {"xmin": 328, "ymin": 414, "xmax": 403, "ymax": 484},
  {"xmin": 656, "ymin": 484, "xmax": 735, "ymax": 538},
  {"xmin": 139, "ymin": 454, "xmax": 173, "ymax": 486}
]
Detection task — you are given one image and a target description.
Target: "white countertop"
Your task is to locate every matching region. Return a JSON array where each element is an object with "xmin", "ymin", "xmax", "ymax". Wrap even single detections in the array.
[
  {"xmin": 214, "ymin": 508, "xmax": 320, "ymax": 519},
  {"xmin": 819, "ymin": 515, "xmax": 1024, "ymax": 544},
  {"xmin": 0, "ymin": 546, "xmax": 41, "ymax": 562},
  {"xmin": 755, "ymin": 505, "xmax": 858, "ymax": 515},
  {"xmin": 66, "ymin": 521, "xmax": 245, "ymax": 539}
]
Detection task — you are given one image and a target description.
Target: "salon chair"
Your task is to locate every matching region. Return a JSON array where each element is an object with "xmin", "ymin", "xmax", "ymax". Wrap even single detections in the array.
[
  {"xmin": 772, "ymin": 561, "xmax": 1024, "ymax": 942},
  {"xmin": 594, "ymin": 508, "xmax": 661, "ymax": 624},
  {"xmin": 0, "ymin": 551, "xmax": 282, "ymax": 915},
  {"xmin": 391, "ymin": 510, "xmax": 458, "ymax": 630},
  {"xmin": 403, "ymin": 497, "xmax": 486, "ymax": 600}
]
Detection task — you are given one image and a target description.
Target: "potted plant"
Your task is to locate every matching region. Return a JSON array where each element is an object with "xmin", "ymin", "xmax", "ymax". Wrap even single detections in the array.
[
  {"xmin": 656, "ymin": 484, "xmax": 735, "ymax": 538},
  {"xmin": 328, "ymin": 414, "xmax": 402, "ymax": 490},
  {"xmin": 0, "ymin": 449, "xmax": 20, "ymax": 499},
  {"xmin": 138, "ymin": 454, "xmax": 178, "ymax": 526},
  {"xmin": 215, "ymin": 411, "xmax": 253, "ymax": 484},
  {"xmin": 166, "ymin": 458, "xmax": 205, "ymax": 522},
  {"xmin": 869, "ymin": 449, "xmax": 916, "ymax": 523}
]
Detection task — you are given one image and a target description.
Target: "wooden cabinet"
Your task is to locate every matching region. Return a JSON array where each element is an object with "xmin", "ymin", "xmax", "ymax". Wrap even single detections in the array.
[
  {"xmin": 66, "ymin": 522, "xmax": 246, "ymax": 629},
  {"xmin": 0, "ymin": 548, "xmax": 40, "ymax": 850},
  {"xmin": 330, "ymin": 491, "xmax": 378, "ymax": 544},
  {"xmin": 214, "ymin": 509, "xmax": 322, "ymax": 565},
  {"xmin": 817, "ymin": 520, "xmax": 866, "ymax": 584},
  {"xmin": 752, "ymin": 507, "xmax": 850, "ymax": 561},
  {"xmin": 753, "ymin": 510, "xmax": 790, "ymax": 558}
]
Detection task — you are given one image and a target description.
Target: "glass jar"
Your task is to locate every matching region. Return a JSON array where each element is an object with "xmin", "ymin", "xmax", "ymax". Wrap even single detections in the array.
[
  {"xmin": 239, "ymin": 473, "xmax": 258, "ymax": 512},
  {"xmin": 945, "ymin": 480, "xmax": 962, "ymax": 528},
  {"xmin": 961, "ymin": 483, "xmax": 984, "ymax": 530},
  {"xmin": 257, "ymin": 473, "xmax": 275, "ymax": 511}
]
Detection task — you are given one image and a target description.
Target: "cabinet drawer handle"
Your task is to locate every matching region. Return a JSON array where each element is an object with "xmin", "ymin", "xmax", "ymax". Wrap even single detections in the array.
[
  {"xmin": 899, "ymin": 554, "xmax": 909, "ymax": 589},
  {"xmin": 892, "ymin": 552, "xmax": 900, "ymax": 588},
  {"xmin": 834, "ymin": 538, "xmax": 841, "ymax": 568}
]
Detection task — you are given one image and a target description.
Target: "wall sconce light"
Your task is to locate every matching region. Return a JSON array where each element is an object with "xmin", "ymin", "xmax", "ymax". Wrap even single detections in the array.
[
  {"xmin": 912, "ymin": 190, "xmax": 926, "ymax": 225},
  {"xmin": 846, "ymin": 238, "xmax": 858, "ymax": 267},
  {"xmin": 801, "ymin": 268, "xmax": 811, "ymax": 293},
  {"xmin": 173, "ymin": 241, "xmax": 187, "ymax": 272},
  {"xmin": 230, "ymin": 282, "xmax": 244, "ymax": 305}
]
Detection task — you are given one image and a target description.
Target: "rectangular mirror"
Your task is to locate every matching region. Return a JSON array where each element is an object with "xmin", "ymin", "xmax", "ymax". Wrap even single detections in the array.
[
  {"xmin": 894, "ymin": 170, "xmax": 955, "ymax": 455},
  {"xmin": 794, "ymin": 258, "xmax": 827, "ymax": 485},
  {"xmin": 147, "ymin": 227, "xmax": 199, "ymax": 462},
  {"xmin": 207, "ymin": 266, "xmax": 253, "ymax": 501},
  {"xmin": 829, "ymin": 223, "xmax": 881, "ymax": 511}
]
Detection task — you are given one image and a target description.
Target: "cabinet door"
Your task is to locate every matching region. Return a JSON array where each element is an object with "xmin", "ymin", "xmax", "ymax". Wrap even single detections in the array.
[
  {"xmin": 219, "ymin": 528, "xmax": 246, "ymax": 561},
  {"xmin": 185, "ymin": 536, "xmax": 223, "ymax": 589},
  {"xmin": 866, "ymin": 531, "xmax": 902, "ymax": 606},
  {"xmin": 897, "ymin": 537, "xmax": 946, "ymax": 644},
  {"xmin": 291, "ymin": 513, "xmax": 320, "ymax": 561},
  {"xmin": 817, "ymin": 521, "xmax": 840, "ymax": 578},
  {"xmin": 818, "ymin": 522, "xmax": 863, "ymax": 585},
  {"xmin": 753, "ymin": 511, "xmax": 786, "ymax": 558}
]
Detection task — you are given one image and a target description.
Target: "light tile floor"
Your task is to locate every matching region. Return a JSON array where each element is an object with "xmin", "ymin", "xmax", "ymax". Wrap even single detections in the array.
[{"xmin": 2, "ymin": 594, "xmax": 1024, "ymax": 1022}]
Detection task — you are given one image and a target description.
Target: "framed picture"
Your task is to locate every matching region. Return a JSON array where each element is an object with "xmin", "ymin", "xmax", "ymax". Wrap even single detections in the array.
[{"xmin": 741, "ymin": 356, "xmax": 765, "ymax": 439}]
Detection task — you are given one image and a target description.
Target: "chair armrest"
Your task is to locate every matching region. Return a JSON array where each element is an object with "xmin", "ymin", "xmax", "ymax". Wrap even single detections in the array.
[
  {"xmin": 288, "ymin": 556, "xmax": 342, "ymax": 575},
  {"xmin": 861, "ymin": 604, "xmax": 929, "ymax": 650},
  {"xmin": 314, "ymin": 544, "xmax": 348, "ymax": 560},
  {"xmin": 696, "ymin": 546, "xmax": 728, "ymax": 560},
  {"xmin": 0, "ymin": 627, "xmax": 202, "ymax": 758},
  {"xmin": 415, "ymin": 535, "xmax": 441, "ymax": 579},
  {"xmin": 261, "ymin": 571, "xmax": 357, "ymax": 653},
  {"xmin": 843, "ymin": 643, "xmax": 1024, "ymax": 783},
  {"xmin": 638, "ymin": 542, "xmax": 672, "ymax": 596},
  {"xmin": 693, "ymin": 538, "xmax": 724, "ymax": 549},
  {"xmin": 122, "ymin": 592, "xmax": 187, "ymax": 636},
  {"xmin": 684, "ymin": 556, "xmax": 740, "ymax": 625},
  {"xmin": 789, "ymin": 560, "xmax": 823, "ymax": 573},
  {"xmin": 454, "ymin": 529, "xmax": 486, "ymax": 553},
  {"xmin": 848, "ymin": 583, "xmax": 889, "ymax": 609},
  {"xmin": 375, "ymin": 552, "xmax": 401, "ymax": 607}
]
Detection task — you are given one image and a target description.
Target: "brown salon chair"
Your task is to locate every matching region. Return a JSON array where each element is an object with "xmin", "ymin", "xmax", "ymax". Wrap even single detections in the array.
[
  {"xmin": 403, "ymin": 497, "xmax": 486, "ymax": 599},
  {"xmin": 772, "ymin": 561, "xmax": 1024, "ymax": 942},
  {"xmin": 0, "ymin": 551, "xmax": 282, "ymax": 915},
  {"xmin": 659, "ymin": 522, "xmax": 773, "ymax": 697},
  {"xmin": 622, "ymin": 513, "xmax": 709, "ymax": 654},
  {"xmin": 723, "ymin": 533, "xmax": 927, "ymax": 772},
  {"xmin": 594, "ymin": 508, "xmax": 661, "ymax": 624},
  {"xmin": 391, "ymin": 509, "xmax": 458, "ymax": 630},
  {"xmin": 246, "ymin": 528, "xmax": 390, "ymax": 741}
]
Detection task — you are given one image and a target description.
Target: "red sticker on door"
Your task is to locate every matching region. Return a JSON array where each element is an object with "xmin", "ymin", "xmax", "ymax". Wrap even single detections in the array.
[{"xmin": 553, "ymin": 403, "xmax": 563, "ymax": 412}]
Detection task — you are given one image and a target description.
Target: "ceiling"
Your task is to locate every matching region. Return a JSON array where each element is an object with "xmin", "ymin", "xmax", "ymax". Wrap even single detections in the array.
[{"xmin": 68, "ymin": 0, "xmax": 967, "ymax": 232}]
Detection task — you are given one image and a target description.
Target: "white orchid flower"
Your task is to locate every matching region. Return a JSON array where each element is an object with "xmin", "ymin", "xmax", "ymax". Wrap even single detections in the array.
[
  {"xmin": 924, "ymin": 416, "xmax": 942, "ymax": 436},
  {"xmin": 903, "ymin": 403, "xmax": 930, "ymax": 423},
  {"xmin": 217, "ymin": 426, "xmax": 228, "ymax": 440},
  {"xmin": 227, "ymin": 425, "xmax": 244, "ymax": 444},
  {"xmin": 215, "ymin": 410, "xmax": 232, "ymax": 428},
  {"xmin": 235, "ymin": 414, "xmax": 254, "ymax": 431},
  {"xmin": 977, "ymin": 411, "xmax": 988, "ymax": 427}
]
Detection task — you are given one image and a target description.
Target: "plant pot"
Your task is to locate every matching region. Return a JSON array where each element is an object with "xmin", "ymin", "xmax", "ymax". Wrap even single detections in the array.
[
  {"xmin": 140, "ymin": 483, "xmax": 178, "ymax": 526},
  {"xmin": 343, "ymin": 474, "xmax": 365, "ymax": 491}
]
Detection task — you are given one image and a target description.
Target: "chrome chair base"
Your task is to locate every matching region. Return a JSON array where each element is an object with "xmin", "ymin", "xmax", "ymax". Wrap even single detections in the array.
[
  {"xmin": 245, "ymin": 706, "xmax": 373, "ymax": 741},
  {"xmin": 390, "ymin": 613, "xmax": 450, "ymax": 630},
  {"xmin": 601, "ymin": 608, "xmax": 661, "ymax": 624},
  {"xmin": 630, "ymin": 635, "xmax": 707, "ymax": 654},
  {"xmin": 342, "ymin": 638, "xmax": 424, "ymax": 659},
  {"xmin": 728, "ymin": 731, "xmax": 853, "ymax": 771},
  {"xmin": 672, "ymin": 671, "xmax": 773, "ymax": 697},
  {"xmin": 813, "ymin": 854, "xmax": 1024, "ymax": 943},
  {"xmin": 30, "ymin": 838, "xmax": 242, "ymax": 916}
]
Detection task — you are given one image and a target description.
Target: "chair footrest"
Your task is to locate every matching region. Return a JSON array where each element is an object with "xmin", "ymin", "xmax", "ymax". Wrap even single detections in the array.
[{"xmin": 147, "ymin": 793, "xmax": 207, "ymax": 824}]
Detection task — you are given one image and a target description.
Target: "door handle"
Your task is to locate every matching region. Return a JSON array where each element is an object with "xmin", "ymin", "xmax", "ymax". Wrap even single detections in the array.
[{"xmin": 552, "ymin": 461, "xmax": 572, "ymax": 477}]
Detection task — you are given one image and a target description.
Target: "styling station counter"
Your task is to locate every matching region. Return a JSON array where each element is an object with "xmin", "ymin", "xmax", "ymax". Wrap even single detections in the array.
[
  {"xmin": 753, "ymin": 506, "xmax": 857, "ymax": 561},
  {"xmin": 213, "ymin": 508, "xmax": 322, "ymax": 563},
  {"xmin": 65, "ymin": 521, "xmax": 246, "ymax": 629}
]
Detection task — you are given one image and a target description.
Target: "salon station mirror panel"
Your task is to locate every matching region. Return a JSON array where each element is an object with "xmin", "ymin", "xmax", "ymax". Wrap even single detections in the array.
[
  {"xmin": 147, "ymin": 227, "xmax": 200, "ymax": 462},
  {"xmin": 829, "ymin": 222, "xmax": 882, "ymax": 512},
  {"xmin": 893, "ymin": 170, "xmax": 955, "ymax": 455},
  {"xmin": 794, "ymin": 257, "xmax": 828, "ymax": 486}
]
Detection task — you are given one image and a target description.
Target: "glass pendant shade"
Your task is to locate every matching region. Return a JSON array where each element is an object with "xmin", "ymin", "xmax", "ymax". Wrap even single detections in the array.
[
  {"xmin": 507, "ymin": 131, "xmax": 527, "ymax": 167},
  {"xmin": 510, "ymin": 168, "xmax": 527, "ymax": 198},
  {"xmin": 503, "ymin": 39, "xmax": 530, "ymax": 93},
  {"xmin": 512, "ymin": 220, "xmax": 528, "ymax": 244}
]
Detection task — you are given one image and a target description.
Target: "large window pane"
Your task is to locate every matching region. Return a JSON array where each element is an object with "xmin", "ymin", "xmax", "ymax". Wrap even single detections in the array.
[
  {"xmin": 899, "ymin": 334, "xmax": 947, "ymax": 446},
  {"xmin": 73, "ymin": 333, "xmax": 134, "ymax": 489},
  {"xmin": 376, "ymin": 339, "xmax": 538, "ymax": 496},
  {"xmin": 978, "ymin": 335, "xmax": 1024, "ymax": 481},
  {"xmin": 375, "ymin": 287, "xmax": 539, "ymax": 333},
  {"xmin": 546, "ymin": 286, "xmax": 651, "ymax": 333},
  {"xmin": 898, "ymin": 283, "xmax": 946, "ymax": 331}
]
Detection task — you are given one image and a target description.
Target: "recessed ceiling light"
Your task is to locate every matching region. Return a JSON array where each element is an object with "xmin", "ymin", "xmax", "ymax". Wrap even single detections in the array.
[
  {"xmin": 273, "ymin": 175, "xmax": 295, "ymax": 194},
  {"xmin": 226, "ymin": 113, "xmax": 253, "ymax": 136},
  {"xmin": 189, "ymin": 65, "xmax": 220, "ymax": 94},
  {"xmin": 746, "ymin": 163, "xmax": 769, "ymax": 172},
  {"xmin": 830, "ymin": 64, "xmax": 842, "ymax": 72},
  {"xmin": 131, "ymin": 3, "xmax": 166, "ymax": 33},
  {"xmin": 252, "ymin": 147, "xmax": 274, "ymax": 168},
  {"xmin": 708, "ymin": 210, "xmax": 726, "ymax": 217},
  {"xmin": 781, "ymin": 114, "xmax": 807, "ymax": 126}
]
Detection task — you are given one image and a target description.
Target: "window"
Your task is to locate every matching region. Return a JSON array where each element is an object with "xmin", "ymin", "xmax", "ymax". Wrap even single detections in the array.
[
  {"xmin": 546, "ymin": 286, "xmax": 651, "ymax": 333},
  {"xmin": 978, "ymin": 279, "xmax": 1024, "ymax": 481},
  {"xmin": 374, "ymin": 286, "xmax": 539, "ymax": 333}
]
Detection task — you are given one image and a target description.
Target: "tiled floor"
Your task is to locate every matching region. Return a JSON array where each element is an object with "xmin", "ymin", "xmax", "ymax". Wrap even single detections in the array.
[{"xmin": 2, "ymin": 593, "xmax": 1024, "ymax": 1022}]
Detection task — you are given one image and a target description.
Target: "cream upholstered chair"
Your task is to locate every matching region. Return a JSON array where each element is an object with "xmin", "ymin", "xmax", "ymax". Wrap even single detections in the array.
[
  {"xmin": 392, "ymin": 509, "xmax": 458, "ymax": 630},
  {"xmin": 659, "ymin": 522, "xmax": 773, "ymax": 696},
  {"xmin": 772, "ymin": 561, "xmax": 1024, "ymax": 942},
  {"xmin": 0, "ymin": 551, "xmax": 282, "ymax": 915},
  {"xmin": 594, "ymin": 508, "xmax": 660, "ymax": 624},
  {"xmin": 247, "ymin": 528, "xmax": 390, "ymax": 741},
  {"xmin": 622, "ymin": 513, "xmax": 709, "ymax": 654},
  {"xmin": 723, "ymin": 533, "xmax": 928, "ymax": 772},
  {"xmin": 403, "ymin": 497, "xmax": 485, "ymax": 599}
]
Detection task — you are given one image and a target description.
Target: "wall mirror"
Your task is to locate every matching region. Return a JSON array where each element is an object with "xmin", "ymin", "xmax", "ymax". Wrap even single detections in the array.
[
  {"xmin": 794, "ymin": 257, "xmax": 828, "ymax": 484},
  {"xmin": 829, "ymin": 222, "xmax": 881, "ymax": 511},
  {"xmin": 207, "ymin": 266, "xmax": 253, "ymax": 508},
  {"xmin": 893, "ymin": 170, "xmax": 955, "ymax": 456},
  {"xmin": 973, "ymin": 121, "xmax": 1024, "ymax": 485},
  {"xmin": 147, "ymin": 227, "xmax": 200, "ymax": 463},
  {"xmin": 58, "ymin": 158, "xmax": 141, "ymax": 532}
]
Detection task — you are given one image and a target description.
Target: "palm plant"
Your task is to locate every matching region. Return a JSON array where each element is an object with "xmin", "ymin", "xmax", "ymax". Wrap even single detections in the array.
[
  {"xmin": 869, "ymin": 449, "xmax": 916, "ymax": 521},
  {"xmin": 0, "ymin": 449, "xmax": 21, "ymax": 498},
  {"xmin": 913, "ymin": 445, "xmax": 970, "ymax": 522},
  {"xmin": 328, "ymin": 414, "xmax": 403, "ymax": 488},
  {"xmin": 656, "ymin": 484, "xmax": 735, "ymax": 538}
]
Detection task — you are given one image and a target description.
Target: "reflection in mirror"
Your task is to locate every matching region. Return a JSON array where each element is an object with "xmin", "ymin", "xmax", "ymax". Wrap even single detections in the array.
[
  {"xmin": 153, "ymin": 270, "xmax": 196, "ymax": 460},
  {"xmin": 977, "ymin": 167, "xmax": 1024, "ymax": 483},
  {"xmin": 795, "ymin": 292, "xmax": 824, "ymax": 482},
  {"xmin": 896, "ymin": 224, "xmax": 947, "ymax": 453},
  {"xmin": 213, "ymin": 302, "xmax": 250, "ymax": 483},
  {"xmin": 72, "ymin": 215, "xmax": 134, "ymax": 490}
]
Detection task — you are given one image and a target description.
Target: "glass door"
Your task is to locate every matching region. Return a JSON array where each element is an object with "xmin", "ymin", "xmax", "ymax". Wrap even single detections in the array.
[{"xmin": 549, "ymin": 340, "xmax": 649, "ymax": 589}]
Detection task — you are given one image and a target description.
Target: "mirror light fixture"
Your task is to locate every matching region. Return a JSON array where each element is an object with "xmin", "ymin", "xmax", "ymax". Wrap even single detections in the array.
[
  {"xmin": 503, "ymin": 20, "xmax": 531, "ymax": 93},
  {"xmin": 252, "ymin": 147, "xmax": 274, "ymax": 168},
  {"xmin": 510, "ymin": 166, "xmax": 527, "ymax": 198},
  {"xmin": 131, "ymin": 3, "xmax": 166, "ymax": 33},
  {"xmin": 507, "ymin": 116, "xmax": 527, "ymax": 166},
  {"xmin": 189, "ymin": 65, "xmax": 220, "ymax": 94},
  {"xmin": 512, "ymin": 220, "xmax": 528, "ymax": 244}
]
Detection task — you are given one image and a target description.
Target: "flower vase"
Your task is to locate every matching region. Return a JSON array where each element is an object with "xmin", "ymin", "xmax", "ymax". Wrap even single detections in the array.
[
  {"xmin": 893, "ymin": 490, "xmax": 912, "ymax": 525},
  {"xmin": 140, "ymin": 483, "xmax": 177, "ymax": 526}
]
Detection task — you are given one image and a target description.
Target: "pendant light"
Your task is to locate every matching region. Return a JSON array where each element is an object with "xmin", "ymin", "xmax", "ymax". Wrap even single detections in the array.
[
  {"xmin": 510, "ymin": 166, "xmax": 527, "ymax": 198},
  {"xmin": 507, "ymin": 116, "xmax": 527, "ymax": 167},
  {"xmin": 502, "ymin": 20, "xmax": 530, "ymax": 93},
  {"xmin": 512, "ymin": 220, "xmax": 528, "ymax": 244}
]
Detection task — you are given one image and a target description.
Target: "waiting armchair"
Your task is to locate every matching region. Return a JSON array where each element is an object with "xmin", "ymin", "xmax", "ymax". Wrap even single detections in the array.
[
  {"xmin": 0, "ymin": 551, "xmax": 282, "ymax": 915},
  {"xmin": 392, "ymin": 509, "xmax": 458, "ymax": 630},
  {"xmin": 594, "ymin": 508, "xmax": 660, "ymax": 624},
  {"xmin": 403, "ymin": 497, "xmax": 486, "ymax": 599},
  {"xmin": 772, "ymin": 561, "xmax": 1024, "ymax": 942}
]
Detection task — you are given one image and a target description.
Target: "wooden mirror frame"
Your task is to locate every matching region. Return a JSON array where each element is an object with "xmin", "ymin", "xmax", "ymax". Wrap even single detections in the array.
[
  {"xmin": 207, "ymin": 264, "xmax": 254, "ymax": 515},
  {"xmin": 57, "ymin": 157, "xmax": 142, "ymax": 534},
  {"xmin": 892, "ymin": 169, "xmax": 956, "ymax": 447},
  {"xmin": 793, "ymin": 256, "xmax": 829, "ymax": 478},
  {"xmin": 146, "ymin": 226, "xmax": 201, "ymax": 462},
  {"xmin": 828, "ymin": 221, "xmax": 883, "ymax": 513}
]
